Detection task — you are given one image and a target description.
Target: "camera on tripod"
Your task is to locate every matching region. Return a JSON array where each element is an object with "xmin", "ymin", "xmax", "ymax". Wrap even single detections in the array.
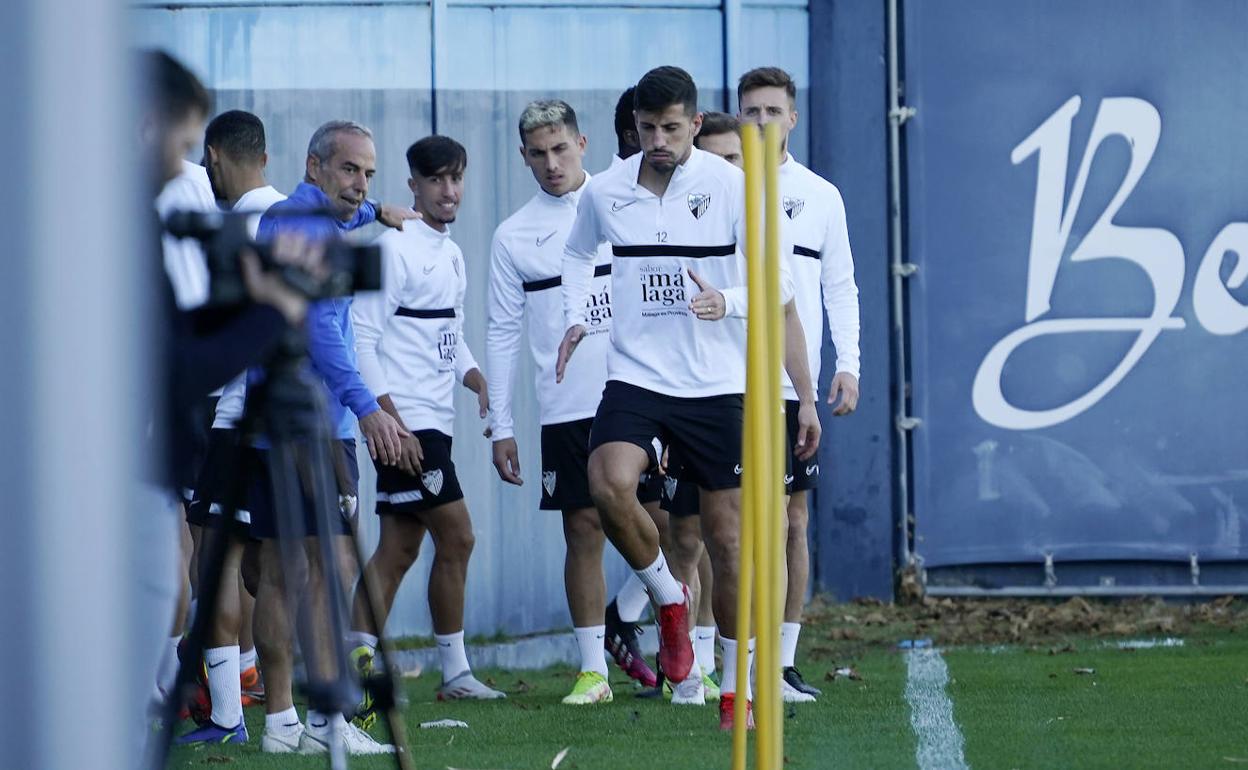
[{"xmin": 165, "ymin": 208, "xmax": 382, "ymax": 307}]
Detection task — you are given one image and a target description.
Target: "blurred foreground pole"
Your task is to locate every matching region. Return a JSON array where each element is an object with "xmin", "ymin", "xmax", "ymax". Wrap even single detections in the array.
[{"xmin": 0, "ymin": 1, "xmax": 140, "ymax": 769}]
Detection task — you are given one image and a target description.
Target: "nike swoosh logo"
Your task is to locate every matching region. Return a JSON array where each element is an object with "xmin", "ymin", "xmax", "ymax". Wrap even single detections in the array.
[
  {"xmin": 207, "ymin": 660, "xmax": 227, "ymax": 669},
  {"xmin": 611, "ymin": 200, "xmax": 638, "ymax": 212},
  {"xmin": 423, "ymin": 264, "xmax": 436, "ymax": 274},
  {"xmin": 309, "ymin": 720, "xmax": 328, "ymax": 729},
  {"xmin": 438, "ymin": 642, "xmax": 452, "ymax": 647},
  {"xmin": 536, "ymin": 231, "xmax": 557, "ymax": 246}
]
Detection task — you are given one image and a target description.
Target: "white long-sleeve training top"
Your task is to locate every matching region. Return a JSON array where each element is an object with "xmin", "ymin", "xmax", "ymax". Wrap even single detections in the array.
[
  {"xmin": 352, "ymin": 220, "xmax": 479, "ymax": 436},
  {"xmin": 562, "ymin": 148, "xmax": 793, "ymax": 398},
  {"xmin": 212, "ymin": 184, "xmax": 288, "ymax": 430},
  {"xmin": 778, "ymin": 155, "xmax": 861, "ymax": 400},
  {"xmin": 486, "ymin": 175, "xmax": 613, "ymax": 441}
]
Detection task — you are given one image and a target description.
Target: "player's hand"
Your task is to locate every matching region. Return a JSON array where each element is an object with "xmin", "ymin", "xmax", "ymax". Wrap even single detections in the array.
[
  {"xmin": 398, "ymin": 433, "xmax": 424, "ymax": 476},
  {"xmin": 555, "ymin": 325, "xmax": 586, "ymax": 383},
  {"xmin": 360, "ymin": 409, "xmax": 410, "ymax": 465},
  {"xmin": 492, "ymin": 437, "xmax": 523, "ymax": 486},
  {"xmin": 794, "ymin": 400, "xmax": 821, "ymax": 461},
  {"xmin": 687, "ymin": 268, "xmax": 726, "ymax": 320},
  {"xmin": 377, "ymin": 203, "xmax": 421, "ymax": 230},
  {"xmin": 827, "ymin": 372, "xmax": 860, "ymax": 416},
  {"xmin": 659, "ymin": 445, "xmax": 670, "ymax": 476}
]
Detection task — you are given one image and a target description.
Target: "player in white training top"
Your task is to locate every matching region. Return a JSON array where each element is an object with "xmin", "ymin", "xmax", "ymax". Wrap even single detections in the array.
[
  {"xmin": 486, "ymin": 99, "xmax": 667, "ymax": 704},
  {"xmin": 177, "ymin": 110, "xmax": 287, "ymax": 746},
  {"xmin": 557, "ymin": 66, "xmax": 821, "ymax": 730},
  {"xmin": 738, "ymin": 66, "xmax": 861, "ymax": 704},
  {"xmin": 349, "ymin": 135, "xmax": 503, "ymax": 711}
]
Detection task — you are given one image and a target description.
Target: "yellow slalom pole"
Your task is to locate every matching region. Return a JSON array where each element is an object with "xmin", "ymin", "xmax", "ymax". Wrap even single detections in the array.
[
  {"xmin": 763, "ymin": 122, "xmax": 787, "ymax": 766},
  {"xmin": 732, "ymin": 122, "xmax": 765, "ymax": 770}
]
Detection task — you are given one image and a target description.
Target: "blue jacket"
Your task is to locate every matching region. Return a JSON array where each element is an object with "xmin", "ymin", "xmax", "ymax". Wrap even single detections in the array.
[{"xmin": 252, "ymin": 182, "xmax": 380, "ymax": 441}]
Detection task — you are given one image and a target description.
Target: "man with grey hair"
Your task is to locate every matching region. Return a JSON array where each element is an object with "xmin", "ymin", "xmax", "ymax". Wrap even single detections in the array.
[
  {"xmin": 486, "ymin": 100, "xmax": 662, "ymax": 705},
  {"xmin": 245, "ymin": 118, "xmax": 416, "ymax": 755}
]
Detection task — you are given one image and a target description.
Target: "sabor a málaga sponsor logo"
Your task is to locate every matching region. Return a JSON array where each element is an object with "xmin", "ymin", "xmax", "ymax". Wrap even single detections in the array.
[
  {"xmin": 584, "ymin": 284, "xmax": 612, "ymax": 333},
  {"xmin": 638, "ymin": 263, "xmax": 689, "ymax": 318},
  {"xmin": 437, "ymin": 328, "xmax": 457, "ymax": 372}
]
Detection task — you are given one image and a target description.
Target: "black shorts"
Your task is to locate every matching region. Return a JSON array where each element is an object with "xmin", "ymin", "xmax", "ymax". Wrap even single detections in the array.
[
  {"xmin": 590, "ymin": 381, "xmax": 744, "ymax": 492},
  {"xmin": 786, "ymin": 400, "xmax": 819, "ymax": 493},
  {"xmin": 180, "ymin": 395, "xmax": 220, "ymax": 506},
  {"xmin": 186, "ymin": 428, "xmax": 247, "ymax": 530},
  {"xmin": 659, "ymin": 469, "xmax": 701, "ymax": 518},
  {"xmin": 247, "ymin": 439, "xmax": 359, "ymax": 539},
  {"xmin": 375, "ymin": 430, "xmax": 464, "ymax": 514},
  {"xmin": 541, "ymin": 418, "xmax": 663, "ymax": 511}
]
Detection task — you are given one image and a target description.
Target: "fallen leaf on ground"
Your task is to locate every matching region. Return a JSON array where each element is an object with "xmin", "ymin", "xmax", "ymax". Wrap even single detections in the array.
[
  {"xmin": 551, "ymin": 746, "xmax": 570, "ymax": 769},
  {"xmin": 421, "ymin": 719, "xmax": 469, "ymax": 729}
]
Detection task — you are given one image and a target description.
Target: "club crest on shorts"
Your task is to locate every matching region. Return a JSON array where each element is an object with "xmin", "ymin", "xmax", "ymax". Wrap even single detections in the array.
[
  {"xmin": 664, "ymin": 476, "xmax": 678, "ymax": 501},
  {"xmin": 687, "ymin": 193, "xmax": 711, "ymax": 219},
  {"xmin": 543, "ymin": 471, "xmax": 557, "ymax": 497},
  {"xmin": 422, "ymin": 469, "xmax": 444, "ymax": 497},
  {"xmin": 783, "ymin": 196, "xmax": 805, "ymax": 219}
]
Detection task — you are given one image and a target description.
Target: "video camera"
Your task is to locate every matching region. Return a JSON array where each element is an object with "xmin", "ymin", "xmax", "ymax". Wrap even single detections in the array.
[{"xmin": 165, "ymin": 208, "xmax": 382, "ymax": 307}]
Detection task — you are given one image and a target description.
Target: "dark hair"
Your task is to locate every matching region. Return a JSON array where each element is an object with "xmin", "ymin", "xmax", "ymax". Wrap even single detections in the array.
[
  {"xmin": 518, "ymin": 100, "xmax": 580, "ymax": 144},
  {"xmin": 696, "ymin": 111, "xmax": 740, "ymax": 142},
  {"xmin": 737, "ymin": 66, "xmax": 796, "ymax": 106},
  {"xmin": 614, "ymin": 87, "xmax": 639, "ymax": 157},
  {"xmin": 406, "ymin": 135, "xmax": 468, "ymax": 177},
  {"xmin": 634, "ymin": 66, "xmax": 698, "ymax": 117},
  {"xmin": 204, "ymin": 110, "xmax": 265, "ymax": 163},
  {"xmin": 138, "ymin": 49, "xmax": 211, "ymax": 122}
]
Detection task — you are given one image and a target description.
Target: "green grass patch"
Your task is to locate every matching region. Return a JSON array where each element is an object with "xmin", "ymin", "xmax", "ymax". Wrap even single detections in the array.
[
  {"xmin": 168, "ymin": 646, "xmax": 912, "ymax": 770},
  {"xmin": 945, "ymin": 632, "xmax": 1248, "ymax": 769}
]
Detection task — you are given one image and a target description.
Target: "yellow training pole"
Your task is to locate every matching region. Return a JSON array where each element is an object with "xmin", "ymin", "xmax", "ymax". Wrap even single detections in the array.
[
  {"xmin": 732, "ymin": 123, "xmax": 765, "ymax": 770},
  {"xmin": 753, "ymin": 121, "xmax": 783, "ymax": 763}
]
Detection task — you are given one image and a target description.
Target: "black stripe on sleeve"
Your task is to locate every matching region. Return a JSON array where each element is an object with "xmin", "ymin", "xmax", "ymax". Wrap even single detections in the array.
[
  {"xmin": 395, "ymin": 307, "xmax": 455, "ymax": 319},
  {"xmin": 611, "ymin": 243, "xmax": 736, "ymax": 258},
  {"xmin": 793, "ymin": 245, "xmax": 821, "ymax": 259},
  {"xmin": 521, "ymin": 263, "xmax": 613, "ymax": 293},
  {"xmin": 522, "ymin": 276, "xmax": 561, "ymax": 293}
]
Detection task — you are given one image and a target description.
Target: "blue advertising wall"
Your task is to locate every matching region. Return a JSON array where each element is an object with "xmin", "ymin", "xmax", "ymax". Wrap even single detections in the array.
[{"xmin": 904, "ymin": 0, "xmax": 1248, "ymax": 571}]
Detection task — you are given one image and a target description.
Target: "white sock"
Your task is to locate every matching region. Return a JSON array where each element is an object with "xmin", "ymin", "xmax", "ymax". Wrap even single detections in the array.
[
  {"xmin": 157, "ymin": 636, "xmax": 180, "ymax": 694},
  {"xmin": 781, "ymin": 622, "xmax": 801, "ymax": 669},
  {"xmin": 720, "ymin": 637, "xmax": 755, "ymax": 699},
  {"xmin": 239, "ymin": 647, "xmax": 257, "ymax": 671},
  {"xmin": 266, "ymin": 706, "xmax": 302, "ymax": 736},
  {"xmin": 349, "ymin": 631, "xmax": 379, "ymax": 653},
  {"xmin": 615, "ymin": 573, "xmax": 650, "ymax": 623},
  {"xmin": 205, "ymin": 645, "xmax": 242, "ymax": 728},
  {"xmin": 695, "ymin": 626, "xmax": 718, "ymax": 676},
  {"xmin": 635, "ymin": 552, "xmax": 684, "ymax": 606},
  {"xmin": 436, "ymin": 631, "xmax": 471, "ymax": 682},
  {"xmin": 306, "ymin": 710, "xmax": 346, "ymax": 733},
  {"xmin": 574, "ymin": 626, "xmax": 609, "ymax": 677}
]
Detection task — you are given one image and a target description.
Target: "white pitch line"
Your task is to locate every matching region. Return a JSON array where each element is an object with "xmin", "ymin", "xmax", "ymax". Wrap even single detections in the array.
[{"xmin": 904, "ymin": 648, "xmax": 970, "ymax": 770}]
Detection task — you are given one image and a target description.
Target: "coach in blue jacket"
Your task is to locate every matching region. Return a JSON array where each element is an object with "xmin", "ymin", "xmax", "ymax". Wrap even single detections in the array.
[{"xmin": 246, "ymin": 119, "xmax": 416, "ymax": 756}]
